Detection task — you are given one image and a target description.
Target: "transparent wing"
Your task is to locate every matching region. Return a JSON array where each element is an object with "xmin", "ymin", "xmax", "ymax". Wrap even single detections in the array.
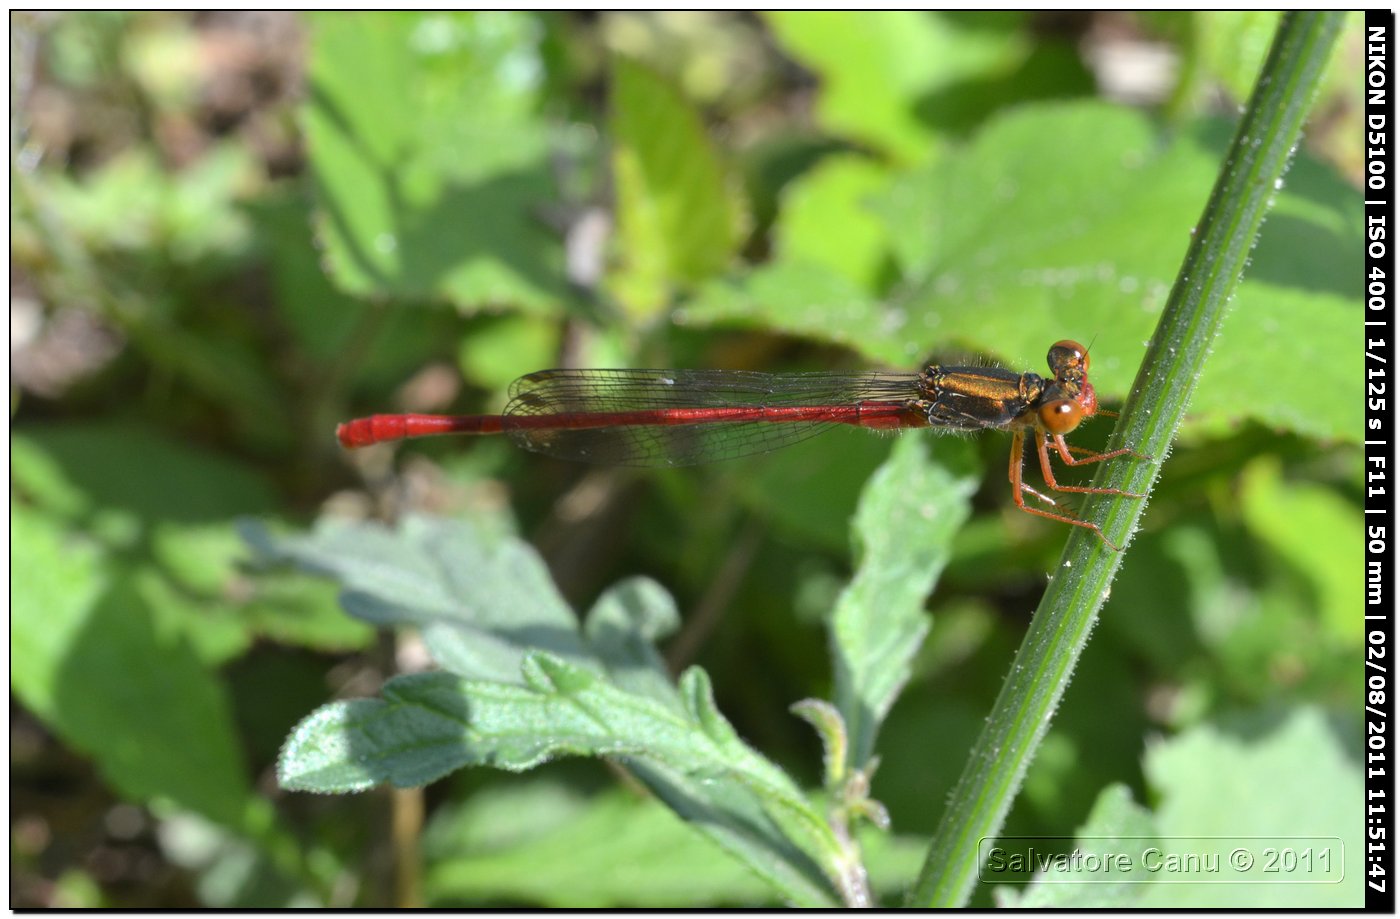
[{"xmin": 501, "ymin": 368, "xmax": 923, "ymax": 467}]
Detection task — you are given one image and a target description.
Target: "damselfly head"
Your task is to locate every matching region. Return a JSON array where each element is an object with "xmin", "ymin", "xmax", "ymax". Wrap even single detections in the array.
[
  {"xmin": 1046, "ymin": 339, "xmax": 1090, "ymax": 379},
  {"xmin": 1037, "ymin": 374, "xmax": 1098, "ymax": 435},
  {"xmin": 1038, "ymin": 397, "xmax": 1084, "ymax": 435}
]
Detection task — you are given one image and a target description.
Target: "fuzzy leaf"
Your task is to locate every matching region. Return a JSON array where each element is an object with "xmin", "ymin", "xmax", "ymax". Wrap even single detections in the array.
[
  {"xmin": 831, "ymin": 434, "xmax": 980, "ymax": 769},
  {"xmin": 254, "ymin": 515, "xmax": 843, "ymax": 906}
]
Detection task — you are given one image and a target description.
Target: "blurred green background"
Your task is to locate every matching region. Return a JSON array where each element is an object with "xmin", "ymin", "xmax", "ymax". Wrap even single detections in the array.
[{"xmin": 11, "ymin": 11, "xmax": 1363, "ymax": 908}]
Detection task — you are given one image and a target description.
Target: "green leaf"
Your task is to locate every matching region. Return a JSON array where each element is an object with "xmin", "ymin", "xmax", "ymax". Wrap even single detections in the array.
[
  {"xmin": 764, "ymin": 12, "xmax": 1029, "ymax": 162},
  {"xmin": 582, "ymin": 577, "xmax": 683, "ymax": 709},
  {"xmin": 240, "ymin": 515, "xmax": 592, "ymax": 683},
  {"xmin": 692, "ymin": 102, "xmax": 1202, "ymax": 376},
  {"xmin": 456, "ymin": 313, "xmax": 562, "ymax": 392},
  {"xmin": 626, "ymin": 757, "xmax": 838, "ymax": 907},
  {"xmin": 1192, "ymin": 284, "xmax": 1360, "ymax": 442},
  {"xmin": 10, "ymin": 423, "xmax": 279, "ymax": 665},
  {"xmin": 831, "ymin": 435, "xmax": 980, "ymax": 769},
  {"xmin": 607, "ymin": 56, "xmax": 742, "ymax": 316},
  {"xmin": 304, "ymin": 11, "xmax": 571, "ymax": 313},
  {"xmin": 996, "ymin": 784, "xmax": 1158, "ymax": 908},
  {"xmin": 259, "ymin": 515, "xmax": 843, "ymax": 905},
  {"xmin": 11, "ymin": 503, "xmax": 256, "ymax": 830},
  {"xmin": 686, "ymin": 100, "xmax": 1361, "ymax": 443},
  {"xmin": 1137, "ymin": 707, "xmax": 1361, "ymax": 907},
  {"xmin": 422, "ymin": 775, "xmax": 931, "ymax": 907},
  {"xmin": 736, "ymin": 425, "xmax": 897, "ymax": 555},
  {"xmin": 279, "ymin": 658, "xmax": 840, "ymax": 898},
  {"xmin": 250, "ymin": 192, "xmax": 459, "ymax": 397},
  {"xmin": 239, "ymin": 570, "xmax": 377, "ymax": 654},
  {"xmin": 1190, "ymin": 11, "xmax": 1285, "ymax": 103},
  {"xmin": 424, "ymin": 781, "xmax": 784, "ymax": 907},
  {"xmin": 772, "ymin": 153, "xmax": 895, "ymax": 292},
  {"xmin": 680, "ymin": 258, "xmax": 895, "ymax": 361},
  {"xmin": 1110, "ymin": 518, "xmax": 1355, "ymax": 706},
  {"xmin": 1238, "ymin": 457, "xmax": 1362, "ymax": 645},
  {"xmin": 12, "ymin": 422, "xmax": 276, "ymax": 524},
  {"xmin": 911, "ymin": 14, "xmax": 1345, "ymax": 907}
]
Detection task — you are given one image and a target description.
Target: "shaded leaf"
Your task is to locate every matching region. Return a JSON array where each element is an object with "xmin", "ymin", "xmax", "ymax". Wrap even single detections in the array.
[
  {"xmin": 12, "ymin": 423, "xmax": 275, "ymax": 524},
  {"xmin": 12, "ymin": 503, "xmax": 256, "ymax": 830},
  {"xmin": 10, "ymin": 424, "xmax": 286, "ymax": 662},
  {"xmin": 279, "ymin": 659, "xmax": 840, "ymax": 902},
  {"xmin": 582, "ymin": 576, "xmax": 682, "ymax": 709},
  {"xmin": 240, "ymin": 515, "xmax": 591, "ymax": 683},
  {"xmin": 425, "ymin": 781, "xmax": 783, "ymax": 907}
]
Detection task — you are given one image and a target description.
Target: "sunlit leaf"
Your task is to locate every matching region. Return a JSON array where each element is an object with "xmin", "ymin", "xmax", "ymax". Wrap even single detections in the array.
[
  {"xmin": 305, "ymin": 11, "xmax": 572, "ymax": 313},
  {"xmin": 252, "ymin": 515, "xmax": 842, "ymax": 906},
  {"xmin": 685, "ymin": 102, "xmax": 1361, "ymax": 442},
  {"xmin": 764, "ymin": 11, "xmax": 1029, "ymax": 162},
  {"xmin": 608, "ymin": 56, "xmax": 742, "ymax": 316}
]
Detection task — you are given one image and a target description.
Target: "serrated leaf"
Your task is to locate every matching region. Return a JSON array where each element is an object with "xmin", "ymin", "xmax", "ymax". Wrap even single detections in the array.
[
  {"xmin": 607, "ymin": 56, "xmax": 741, "ymax": 316},
  {"xmin": 304, "ymin": 11, "xmax": 571, "ymax": 313},
  {"xmin": 831, "ymin": 434, "xmax": 980, "ymax": 769},
  {"xmin": 279, "ymin": 656, "xmax": 839, "ymax": 892},
  {"xmin": 262, "ymin": 514, "xmax": 847, "ymax": 905}
]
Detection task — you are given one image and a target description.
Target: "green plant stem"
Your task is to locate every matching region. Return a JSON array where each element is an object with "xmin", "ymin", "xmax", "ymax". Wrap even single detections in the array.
[{"xmin": 907, "ymin": 11, "xmax": 1343, "ymax": 908}]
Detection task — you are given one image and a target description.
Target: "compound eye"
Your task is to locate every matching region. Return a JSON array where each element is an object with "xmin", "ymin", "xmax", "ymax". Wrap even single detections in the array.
[
  {"xmin": 1048, "ymin": 339, "xmax": 1089, "ymax": 374},
  {"xmin": 1039, "ymin": 399, "xmax": 1084, "ymax": 435}
]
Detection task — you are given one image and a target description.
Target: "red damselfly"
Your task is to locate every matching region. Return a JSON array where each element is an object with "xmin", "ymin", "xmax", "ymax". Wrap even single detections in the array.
[{"xmin": 338, "ymin": 340, "xmax": 1147, "ymax": 549}]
